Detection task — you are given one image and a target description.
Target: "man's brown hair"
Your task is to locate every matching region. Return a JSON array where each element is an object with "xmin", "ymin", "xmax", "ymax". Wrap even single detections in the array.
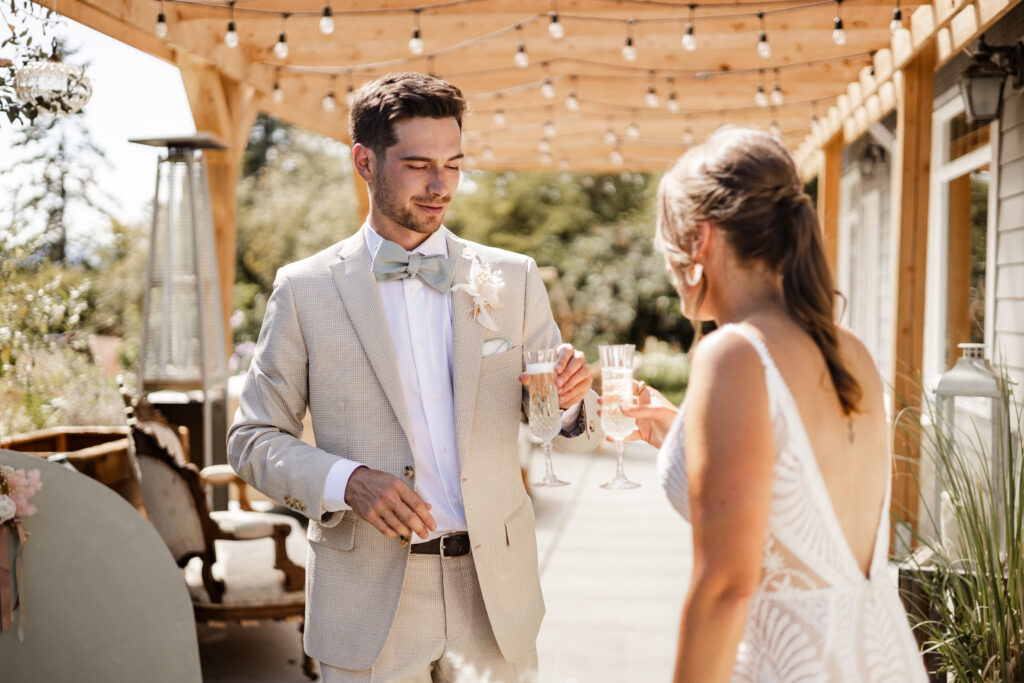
[{"xmin": 349, "ymin": 72, "xmax": 466, "ymax": 158}]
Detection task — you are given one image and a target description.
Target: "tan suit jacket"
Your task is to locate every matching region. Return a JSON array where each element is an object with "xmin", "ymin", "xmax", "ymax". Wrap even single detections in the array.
[{"xmin": 228, "ymin": 228, "xmax": 601, "ymax": 671}]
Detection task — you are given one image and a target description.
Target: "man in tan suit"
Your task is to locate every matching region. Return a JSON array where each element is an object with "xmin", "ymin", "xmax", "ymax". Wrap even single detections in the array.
[{"xmin": 228, "ymin": 72, "xmax": 601, "ymax": 682}]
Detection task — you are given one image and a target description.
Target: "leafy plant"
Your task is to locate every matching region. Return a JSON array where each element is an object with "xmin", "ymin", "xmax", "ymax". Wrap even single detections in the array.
[{"xmin": 895, "ymin": 369, "xmax": 1023, "ymax": 681}]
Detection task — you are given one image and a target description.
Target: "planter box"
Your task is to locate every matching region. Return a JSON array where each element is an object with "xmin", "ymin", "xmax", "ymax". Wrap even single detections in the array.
[{"xmin": 1, "ymin": 426, "xmax": 142, "ymax": 510}]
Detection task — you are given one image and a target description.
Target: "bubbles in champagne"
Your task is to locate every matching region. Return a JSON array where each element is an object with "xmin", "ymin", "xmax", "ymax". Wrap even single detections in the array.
[
  {"xmin": 601, "ymin": 368, "xmax": 637, "ymax": 440},
  {"xmin": 528, "ymin": 370, "xmax": 561, "ymax": 442}
]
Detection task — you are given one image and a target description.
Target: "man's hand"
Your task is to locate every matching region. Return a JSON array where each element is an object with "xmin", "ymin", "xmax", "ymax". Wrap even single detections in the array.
[
  {"xmin": 519, "ymin": 343, "xmax": 592, "ymax": 409},
  {"xmin": 344, "ymin": 467, "xmax": 436, "ymax": 539}
]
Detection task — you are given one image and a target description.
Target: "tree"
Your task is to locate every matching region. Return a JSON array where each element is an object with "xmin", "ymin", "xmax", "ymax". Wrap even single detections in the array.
[
  {"xmin": 445, "ymin": 170, "xmax": 693, "ymax": 355},
  {"xmin": 232, "ymin": 122, "xmax": 361, "ymax": 346}
]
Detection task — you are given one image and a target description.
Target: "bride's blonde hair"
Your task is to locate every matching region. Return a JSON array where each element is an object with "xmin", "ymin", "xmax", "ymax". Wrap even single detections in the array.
[{"xmin": 656, "ymin": 127, "xmax": 862, "ymax": 415}]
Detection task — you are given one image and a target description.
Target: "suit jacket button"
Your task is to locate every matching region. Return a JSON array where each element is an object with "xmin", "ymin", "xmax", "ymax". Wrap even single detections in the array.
[
  {"xmin": 404, "ymin": 465, "xmax": 415, "ymax": 480},
  {"xmin": 397, "ymin": 535, "xmax": 410, "ymax": 548}
]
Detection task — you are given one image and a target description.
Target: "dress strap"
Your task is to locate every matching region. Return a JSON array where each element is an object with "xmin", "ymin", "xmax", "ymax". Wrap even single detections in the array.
[
  {"xmin": 715, "ymin": 323, "xmax": 788, "ymax": 421},
  {"xmin": 716, "ymin": 323, "xmax": 776, "ymax": 374}
]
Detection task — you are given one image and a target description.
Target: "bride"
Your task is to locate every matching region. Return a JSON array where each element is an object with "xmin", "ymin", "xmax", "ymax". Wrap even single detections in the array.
[{"xmin": 624, "ymin": 127, "xmax": 928, "ymax": 681}]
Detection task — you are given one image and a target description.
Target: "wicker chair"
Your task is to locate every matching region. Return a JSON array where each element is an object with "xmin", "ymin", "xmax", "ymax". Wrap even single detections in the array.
[{"xmin": 122, "ymin": 389, "xmax": 316, "ymax": 679}]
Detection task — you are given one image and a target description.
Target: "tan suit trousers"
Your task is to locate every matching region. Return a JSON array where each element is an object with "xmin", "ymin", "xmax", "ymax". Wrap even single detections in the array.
[{"xmin": 320, "ymin": 553, "xmax": 539, "ymax": 683}]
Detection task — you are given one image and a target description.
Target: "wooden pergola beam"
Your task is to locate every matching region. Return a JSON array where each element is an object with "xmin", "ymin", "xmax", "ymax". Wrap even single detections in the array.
[
  {"xmin": 889, "ymin": 43, "xmax": 936, "ymax": 539},
  {"xmin": 817, "ymin": 134, "xmax": 843, "ymax": 277}
]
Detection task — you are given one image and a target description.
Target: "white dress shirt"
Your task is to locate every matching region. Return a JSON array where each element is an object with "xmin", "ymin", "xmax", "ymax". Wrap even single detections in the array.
[{"xmin": 322, "ymin": 222, "xmax": 579, "ymax": 542}]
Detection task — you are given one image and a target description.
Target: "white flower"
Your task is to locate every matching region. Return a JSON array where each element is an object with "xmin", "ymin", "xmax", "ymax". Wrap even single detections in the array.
[
  {"xmin": 0, "ymin": 495, "xmax": 16, "ymax": 523},
  {"xmin": 452, "ymin": 259, "xmax": 505, "ymax": 332}
]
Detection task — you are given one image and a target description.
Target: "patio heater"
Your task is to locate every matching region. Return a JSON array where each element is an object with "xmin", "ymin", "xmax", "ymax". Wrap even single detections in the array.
[
  {"xmin": 932, "ymin": 343, "xmax": 1005, "ymax": 543},
  {"xmin": 130, "ymin": 133, "xmax": 229, "ymax": 508}
]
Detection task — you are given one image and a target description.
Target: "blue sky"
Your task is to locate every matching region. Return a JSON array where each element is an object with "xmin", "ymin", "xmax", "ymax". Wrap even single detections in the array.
[{"xmin": 1, "ymin": 17, "xmax": 195, "ymax": 245}]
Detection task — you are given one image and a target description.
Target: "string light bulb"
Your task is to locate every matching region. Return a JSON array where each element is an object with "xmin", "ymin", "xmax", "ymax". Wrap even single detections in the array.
[
  {"xmin": 543, "ymin": 119, "xmax": 557, "ymax": 137},
  {"xmin": 541, "ymin": 77, "xmax": 556, "ymax": 99},
  {"xmin": 514, "ymin": 26, "xmax": 530, "ymax": 68},
  {"xmin": 274, "ymin": 15, "xmax": 290, "ymax": 59},
  {"xmin": 667, "ymin": 90, "xmax": 680, "ymax": 113},
  {"xmin": 890, "ymin": 4, "xmax": 903, "ymax": 33},
  {"xmin": 757, "ymin": 13, "xmax": 771, "ymax": 58},
  {"xmin": 482, "ymin": 145, "xmax": 495, "ymax": 161},
  {"xmin": 810, "ymin": 112, "xmax": 821, "ymax": 135},
  {"xmin": 409, "ymin": 11, "xmax": 424, "ymax": 55},
  {"xmin": 272, "ymin": 73, "xmax": 284, "ymax": 103},
  {"xmin": 539, "ymin": 138, "xmax": 552, "ymax": 154},
  {"xmin": 770, "ymin": 119, "xmax": 781, "ymax": 137},
  {"xmin": 224, "ymin": 3, "xmax": 239, "ymax": 48},
  {"xmin": 319, "ymin": 5, "xmax": 335, "ymax": 35},
  {"xmin": 322, "ymin": 87, "xmax": 337, "ymax": 113},
  {"xmin": 770, "ymin": 70, "xmax": 784, "ymax": 106},
  {"xmin": 626, "ymin": 120, "xmax": 640, "ymax": 139},
  {"xmin": 622, "ymin": 21, "xmax": 637, "ymax": 63},
  {"xmin": 494, "ymin": 109, "xmax": 507, "ymax": 127},
  {"xmin": 345, "ymin": 84, "xmax": 357, "ymax": 108},
  {"xmin": 540, "ymin": 151, "xmax": 553, "ymax": 166},
  {"xmin": 832, "ymin": 0, "xmax": 847, "ymax": 46},
  {"xmin": 548, "ymin": 11, "xmax": 564, "ymax": 39},
  {"xmin": 610, "ymin": 149, "xmax": 624, "ymax": 166},
  {"xmin": 604, "ymin": 127, "xmax": 618, "ymax": 146},
  {"xmin": 682, "ymin": 5, "xmax": 697, "ymax": 51},
  {"xmin": 565, "ymin": 82, "xmax": 580, "ymax": 111},
  {"xmin": 682, "ymin": 127, "xmax": 695, "ymax": 146},
  {"xmin": 755, "ymin": 75, "xmax": 769, "ymax": 108},
  {"xmin": 645, "ymin": 83, "xmax": 659, "ymax": 109},
  {"xmin": 155, "ymin": 1, "xmax": 168, "ymax": 38}
]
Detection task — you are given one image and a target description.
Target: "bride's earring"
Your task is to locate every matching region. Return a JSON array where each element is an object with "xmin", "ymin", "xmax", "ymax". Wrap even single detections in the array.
[{"xmin": 684, "ymin": 263, "xmax": 703, "ymax": 287}]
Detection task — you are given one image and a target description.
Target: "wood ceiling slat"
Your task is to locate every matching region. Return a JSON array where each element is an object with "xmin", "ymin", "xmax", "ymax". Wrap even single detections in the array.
[{"xmin": 52, "ymin": 0, "xmax": 926, "ymax": 171}]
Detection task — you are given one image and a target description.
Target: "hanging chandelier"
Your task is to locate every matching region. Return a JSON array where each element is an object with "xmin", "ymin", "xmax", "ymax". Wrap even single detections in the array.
[{"xmin": 14, "ymin": 41, "xmax": 92, "ymax": 117}]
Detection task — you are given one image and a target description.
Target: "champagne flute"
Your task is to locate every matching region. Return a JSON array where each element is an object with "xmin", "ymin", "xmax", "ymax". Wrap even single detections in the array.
[
  {"xmin": 599, "ymin": 344, "xmax": 641, "ymax": 489},
  {"xmin": 525, "ymin": 348, "xmax": 569, "ymax": 487}
]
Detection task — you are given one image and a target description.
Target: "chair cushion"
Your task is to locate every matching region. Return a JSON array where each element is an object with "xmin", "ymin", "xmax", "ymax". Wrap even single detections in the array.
[
  {"xmin": 184, "ymin": 513, "xmax": 306, "ymax": 608},
  {"xmin": 210, "ymin": 509, "xmax": 288, "ymax": 540}
]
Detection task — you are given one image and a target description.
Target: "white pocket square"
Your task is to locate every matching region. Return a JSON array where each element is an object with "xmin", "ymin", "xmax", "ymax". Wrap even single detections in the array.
[{"xmin": 481, "ymin": 338, "xmax": 511, "ymax": 357}]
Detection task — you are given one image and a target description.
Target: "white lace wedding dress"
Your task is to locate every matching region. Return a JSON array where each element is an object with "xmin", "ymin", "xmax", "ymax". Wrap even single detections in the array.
[{"xmin": 658, "ymin": 324, "xmax": 927, "ymax": 682}]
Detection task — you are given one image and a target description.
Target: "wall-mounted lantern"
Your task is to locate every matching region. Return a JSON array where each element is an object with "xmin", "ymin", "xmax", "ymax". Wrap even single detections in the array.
[{"xmin": 958, "ymin": 34, "xmax": 1023, "ymax": 123}]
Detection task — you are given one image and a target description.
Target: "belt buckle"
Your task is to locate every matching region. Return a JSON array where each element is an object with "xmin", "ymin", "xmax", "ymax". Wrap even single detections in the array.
[{"xmin": 439, "ymin": 532, "xmax": 454, "ymax": 559}]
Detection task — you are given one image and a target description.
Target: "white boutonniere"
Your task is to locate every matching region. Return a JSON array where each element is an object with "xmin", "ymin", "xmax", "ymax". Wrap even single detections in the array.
[{"xmin": 452, "ymin": 259, "xmax": 504, "ymax": 332}]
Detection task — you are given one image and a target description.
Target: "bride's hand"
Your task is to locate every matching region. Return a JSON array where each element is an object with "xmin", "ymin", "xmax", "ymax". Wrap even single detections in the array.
[{"xmin": 619, "ymin": 381, "xmax": 678, "ymax": 449}]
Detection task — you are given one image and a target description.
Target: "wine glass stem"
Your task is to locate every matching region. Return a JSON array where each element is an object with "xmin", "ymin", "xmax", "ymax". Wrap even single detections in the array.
[
  {"xmin": 543, "ymin": 441, "xmax": 555, "ymax": 479},
  {"xmin": 615, "ymin": 439, "xmax": 626, "ymax": 480}
]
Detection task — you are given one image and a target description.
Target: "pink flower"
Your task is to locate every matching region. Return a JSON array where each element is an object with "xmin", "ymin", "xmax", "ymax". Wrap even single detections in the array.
[{"xmin": 4, "ymin": 468, "xmax": 41, "ymax": 518}]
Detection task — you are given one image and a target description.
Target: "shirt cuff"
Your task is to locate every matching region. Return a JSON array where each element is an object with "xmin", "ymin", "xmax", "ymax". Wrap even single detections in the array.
[
  {"xmin": 322, "ymin": 459, "xmax": 365, "ymax": 512},
  {"xmin": 560, "ymin": 402, "xmax": 582, "ymax": 431}
]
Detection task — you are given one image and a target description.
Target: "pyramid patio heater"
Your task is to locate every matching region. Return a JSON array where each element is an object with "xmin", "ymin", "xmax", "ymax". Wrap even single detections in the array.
[{"xmin": 131, "ymin": 133, "xmax": 229, "ymax": 508}]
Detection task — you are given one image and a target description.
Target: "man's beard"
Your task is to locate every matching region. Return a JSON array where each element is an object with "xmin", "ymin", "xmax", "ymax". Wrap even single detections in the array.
[{"xmin": 374, "ymin": 176, "xmax": 448, "ymax": 235}]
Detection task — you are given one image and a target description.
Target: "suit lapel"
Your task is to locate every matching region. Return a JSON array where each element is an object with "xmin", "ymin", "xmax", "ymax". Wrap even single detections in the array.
[
  {"xmin": 447, "ymin": 232, "xmax": 485, "ymax": 468},
  {"xmin": 329, "ymin": 232, "xmax": 414, "ymax": 446}
]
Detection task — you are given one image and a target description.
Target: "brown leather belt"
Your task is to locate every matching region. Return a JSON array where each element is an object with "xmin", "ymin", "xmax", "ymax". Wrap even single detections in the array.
[{"xmin": 410, "ymin": 532, "xmax": 471, "ymax": 557}]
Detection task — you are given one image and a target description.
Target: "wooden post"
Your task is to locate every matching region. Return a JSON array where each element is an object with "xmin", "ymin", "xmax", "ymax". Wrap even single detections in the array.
[
  {"xmin": 889, "ymin": 45, "xmax": 936, "ymax": 540},
  {"xmin": 946, "ymin": 173, "xmax": 973, "ymax": 362},
  {"xmin": 818, "ymin": 134, "xmax": 843, "ymax": 277},
  {"xmin": 177, "ymin": 53, "xmax": 262, "ymax": 356}
]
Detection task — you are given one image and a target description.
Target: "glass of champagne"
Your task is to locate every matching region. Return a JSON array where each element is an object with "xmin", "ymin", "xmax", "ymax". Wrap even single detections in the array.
[
  {"xmin": 525, "ymin": 348, "xmax": 569, "ymax": 487},
  {"xmin": 599, "ymin": 344, "xmax": 641, "ymax": 489}
]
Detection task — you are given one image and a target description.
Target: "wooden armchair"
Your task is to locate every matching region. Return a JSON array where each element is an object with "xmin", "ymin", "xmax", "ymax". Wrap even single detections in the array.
[{"xmin": 122, "ymin": 391, "xmax": 316, "ymax": 679}]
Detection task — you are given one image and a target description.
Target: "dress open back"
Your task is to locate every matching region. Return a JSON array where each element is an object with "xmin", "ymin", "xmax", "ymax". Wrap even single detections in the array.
[{"xmin": 658, "ymin": 324, "xmax": 927, "ymax": 681}]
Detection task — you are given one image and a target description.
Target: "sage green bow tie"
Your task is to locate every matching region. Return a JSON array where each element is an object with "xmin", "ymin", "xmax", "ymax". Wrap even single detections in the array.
[{"xmin": 371, "ymin": 239, "xmax": 455, "ymax": 293}]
